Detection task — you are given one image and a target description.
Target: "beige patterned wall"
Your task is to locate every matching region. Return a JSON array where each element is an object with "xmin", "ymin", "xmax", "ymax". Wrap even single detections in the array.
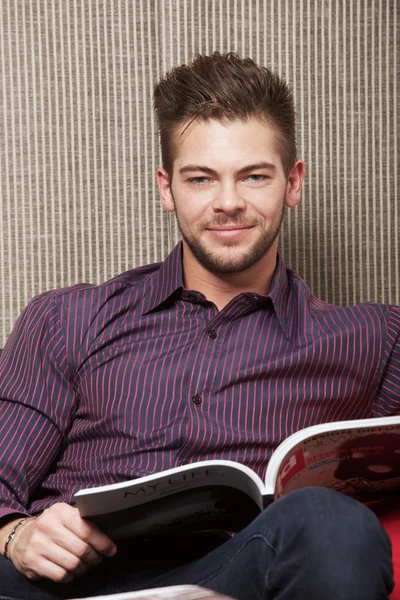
[{"xmin": 0, "ymin": 0, "xmax": 399, "ymax": 347}]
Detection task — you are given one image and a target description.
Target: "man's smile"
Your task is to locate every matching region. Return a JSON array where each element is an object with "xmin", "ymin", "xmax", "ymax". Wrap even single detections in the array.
[{"xmin": 205, "ymin": 224, "xmax": 255, "ymax": 239}]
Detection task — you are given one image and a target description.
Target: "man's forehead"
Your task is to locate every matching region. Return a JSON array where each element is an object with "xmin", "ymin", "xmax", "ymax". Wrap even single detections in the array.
[
  {"xmin": 171, "ymin": 117, "xmax": 283, "ymax": 172},
  {"xmin": 178, "ymin": 161, "xmax": 278, "ymax": 176}
]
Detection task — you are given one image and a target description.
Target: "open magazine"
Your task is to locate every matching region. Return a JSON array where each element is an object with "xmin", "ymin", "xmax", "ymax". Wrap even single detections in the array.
[{"xmin": 74, "ymin": 415, "xmax": 400, "ymax": 540}]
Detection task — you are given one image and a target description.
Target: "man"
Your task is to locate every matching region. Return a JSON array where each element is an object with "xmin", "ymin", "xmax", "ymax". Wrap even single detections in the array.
[{"xmin": 0, "ymin": 52, "xmax": 398, "ymax": 599}]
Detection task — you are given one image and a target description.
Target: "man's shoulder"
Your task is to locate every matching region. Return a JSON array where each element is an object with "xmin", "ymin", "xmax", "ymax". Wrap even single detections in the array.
[
  {"xmin": 16, "ymin": 261, "xmax": 164, "ymax": 338},
  {"xmin": 35, "ymin": 261, "xmax": 163, "ymax": 305},
  {"xmin": 8, "ymin": 261, "xmax": 166, "ymax": 365},
  {"xmin": 286, "ymin": 269, "xmax": 400, "ymax": 330}
]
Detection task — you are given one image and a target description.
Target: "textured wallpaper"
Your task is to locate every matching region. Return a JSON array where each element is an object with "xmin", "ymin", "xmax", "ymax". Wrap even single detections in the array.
[{"xmin": 0, "ymin": 0, "xmax": 399, "ymax": 347}]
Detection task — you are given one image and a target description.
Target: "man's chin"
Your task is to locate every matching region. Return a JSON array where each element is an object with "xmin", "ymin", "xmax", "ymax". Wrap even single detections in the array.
[{"xmin": 191, "ymin": 247, "xmax": 263, "ymax": 274}]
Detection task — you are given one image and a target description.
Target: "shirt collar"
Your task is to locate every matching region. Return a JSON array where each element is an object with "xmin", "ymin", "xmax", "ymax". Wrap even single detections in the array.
[
  {"xmin": 141, "ymin": 243, "xmax": 292, "ymax": 338},
  {"xmin": 265, "ymin": 253, "xmax": 291, "ymax": 339},
  {"xmin": 140, "ymin": 243, "xmax": 185, "ymax": 315}
]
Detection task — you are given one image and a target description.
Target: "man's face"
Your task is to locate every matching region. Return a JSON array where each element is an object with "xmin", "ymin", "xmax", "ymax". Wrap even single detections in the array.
[{"xmin": 157, "ymin": 118, "xmax": 303, "ymax": 275}]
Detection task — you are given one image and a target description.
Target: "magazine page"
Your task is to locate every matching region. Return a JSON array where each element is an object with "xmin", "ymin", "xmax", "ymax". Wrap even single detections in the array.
[
  {"xmin": 74, "ymin": 460, "xmax": 265, "ymax": 517},
  {"xmin": 88, "ymin": 486, "xmax": 261, "ymax": 539},
  {"xmin": 72, "ymin": 584, "xmax": 235, "ymax": 599},
  {"xmin": 263, "ymin": 415, "xmax": 400, "ymax": 500}
]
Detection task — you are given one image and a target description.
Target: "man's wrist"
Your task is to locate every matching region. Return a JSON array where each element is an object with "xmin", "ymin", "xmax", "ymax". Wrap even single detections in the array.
[
  {"xmin": 3, "ymin": 518, "xmax": 32, "ymax": 560},
  {"xmin": 0, "ymin": 515, "xmax": 30, "ymax": 558}
]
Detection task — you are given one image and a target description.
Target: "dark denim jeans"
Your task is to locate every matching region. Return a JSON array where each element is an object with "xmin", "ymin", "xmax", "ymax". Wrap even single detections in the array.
[{"xmin": 0, "ymin": 487, "xmax": 394, "ymax": 600}]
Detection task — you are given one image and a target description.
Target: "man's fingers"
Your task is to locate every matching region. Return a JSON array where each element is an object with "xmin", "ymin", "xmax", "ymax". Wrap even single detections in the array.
[
  {"xmin": 41, "ymin": 543, "xmax": 94, "ymax": 577},
  {"xmin": 23, "ymin": 555, "xmax": 77, "ymax": 584},
  {"xmin": 21, "ymin": 538, "xmax": 97, "ymax": 582},
  {"xmin": 68, "ymin": 535, "xmax": 105, "ymax": 566},
  {"xmin": 59, "ymin": 509, "xmax": 117, "ymax": 557},
  {"xmin": 82, "ymin": 520, "xmax": 117, "ymax": 558},
  {"xmin": 33, "ymin": 522, "xmax": 105, "ymax": 567},
  {"xmin": 36, "ymin": 504, "xmax": 117, "ymax": 559},
  {"xmin": 40, "ymin": 535, "xmax": 103, "ymax": 569}
]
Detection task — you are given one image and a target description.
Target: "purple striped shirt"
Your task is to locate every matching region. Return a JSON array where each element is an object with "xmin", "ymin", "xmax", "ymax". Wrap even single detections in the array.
[{"xmin": 0, "ymin": 242, "xmax": 399, "ymax": 519}]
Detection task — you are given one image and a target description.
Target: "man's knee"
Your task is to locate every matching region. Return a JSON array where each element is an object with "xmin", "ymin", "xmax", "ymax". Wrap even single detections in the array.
[
  {"xmin": 249, "ymin": 486, "xmax": 392, "ymax": 565},
  {"xmin": 243, "ymin": 488, "xmax": 393, "ymax": 598}
]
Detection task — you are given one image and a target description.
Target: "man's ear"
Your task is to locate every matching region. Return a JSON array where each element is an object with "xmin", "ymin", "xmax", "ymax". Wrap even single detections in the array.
[
  {"xmin": 156, "ymin": 168, "xmax": 175, "ymax": 212},
  {"xmin": 285, "ymin": 160, "xmax": 306, "ymax": 208}
]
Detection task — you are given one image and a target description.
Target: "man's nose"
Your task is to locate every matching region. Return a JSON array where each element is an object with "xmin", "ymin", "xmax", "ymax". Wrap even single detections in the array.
[{"xmin": 211, "ymin": 183, "xmax": 246, "ymax": 213}]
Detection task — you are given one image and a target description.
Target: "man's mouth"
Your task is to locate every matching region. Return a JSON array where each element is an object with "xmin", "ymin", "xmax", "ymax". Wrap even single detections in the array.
[{"xmin": 205, "ymin": 224, "xmax": 254, "ymax": 238}]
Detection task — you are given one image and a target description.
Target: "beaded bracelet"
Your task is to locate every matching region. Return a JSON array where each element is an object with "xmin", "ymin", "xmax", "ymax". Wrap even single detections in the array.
[{"xmin": 3, "ymin": 518, "xmax": 30, "ymax": 561}]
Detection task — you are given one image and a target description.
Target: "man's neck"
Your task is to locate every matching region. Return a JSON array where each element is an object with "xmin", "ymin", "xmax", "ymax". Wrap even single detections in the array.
[{"xmin": 182, "ymin": 248, "xmax": 278, "ymax": 311}]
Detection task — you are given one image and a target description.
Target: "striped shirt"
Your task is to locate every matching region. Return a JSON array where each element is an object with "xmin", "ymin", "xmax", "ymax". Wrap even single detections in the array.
[{"xmin": 0, "ymin": 242, "xmax": 399, "ymax": 519}]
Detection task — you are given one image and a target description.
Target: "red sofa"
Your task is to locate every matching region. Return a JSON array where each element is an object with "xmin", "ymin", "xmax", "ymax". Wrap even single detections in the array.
[{"xmin": 370, "ymin": 496, "xmax": 400, "ymax": 599}]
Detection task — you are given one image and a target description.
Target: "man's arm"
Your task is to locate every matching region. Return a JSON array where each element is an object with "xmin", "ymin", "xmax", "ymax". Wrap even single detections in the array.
[
  {"xmin": 0, "ymin": 401, "xmax": 63, "ymax": 519},
  {"xmin": 0, "ymin": 291, "xmax": 77, "ymax": 516},
  {"xmin": 373, "ymin": 306, "xmax": 400, "ymax": 415},
  {"xmin": 0, "ymin": 292, "xmax": 116, "ymax": 581}
]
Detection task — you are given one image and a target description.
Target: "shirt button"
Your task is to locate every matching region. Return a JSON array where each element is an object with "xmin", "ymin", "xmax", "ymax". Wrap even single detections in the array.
[
  {"xmin": 191, "ymin": 394, "xmax": 202, "ymax": 405},
  {"xmin": 207, "ymin": 329, "xmax": 217, "ymax": 339}
]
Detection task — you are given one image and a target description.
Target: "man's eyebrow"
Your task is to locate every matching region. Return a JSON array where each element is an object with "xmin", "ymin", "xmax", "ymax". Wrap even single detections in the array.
[
  {"xmin": 179, "ymin": 165, "xmax": 216, "ymax": 175},
  {"xmin": 179, "ymin": 162, "xmax": 277, "ymax": 176},
  {"xmin": 236, "ymin": 162, "xmax": 277, "ymax": 175}
]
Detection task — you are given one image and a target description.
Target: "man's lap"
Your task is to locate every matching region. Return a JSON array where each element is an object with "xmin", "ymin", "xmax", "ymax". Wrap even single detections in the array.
[
  {"xmin": 0, "ymin": 522, "xmax": 278, "ymax": 600},
  {"xmin": 0, "ymin": 488, "xmax": 394, "ymax": 600}
]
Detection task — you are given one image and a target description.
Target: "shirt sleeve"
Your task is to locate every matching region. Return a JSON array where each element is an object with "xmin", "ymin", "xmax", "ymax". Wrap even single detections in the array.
[
  {"xmin": 0, "ymin": 292, "xmax": 78, "ymax": 518},
  {"xmin": 373, "ymin": 305, "xmax": 400, "ymax": 416}
]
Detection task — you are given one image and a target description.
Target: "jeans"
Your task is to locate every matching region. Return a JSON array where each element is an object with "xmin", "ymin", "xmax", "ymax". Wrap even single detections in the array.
[{"xmin": 0, "ymin": 487, "xmax": 394, "ymax": 600}]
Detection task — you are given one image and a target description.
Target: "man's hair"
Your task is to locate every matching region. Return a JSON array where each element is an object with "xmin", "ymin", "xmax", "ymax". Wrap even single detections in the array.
[{"xmin": 153, "ymin": 52, "xmax": 297, "ymax": 178}]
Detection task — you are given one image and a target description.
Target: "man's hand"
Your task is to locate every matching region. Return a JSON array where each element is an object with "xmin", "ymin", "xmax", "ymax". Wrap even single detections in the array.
[{"xmin": 2, "ymin": 503, "xmax": 117, "ymax": 583}]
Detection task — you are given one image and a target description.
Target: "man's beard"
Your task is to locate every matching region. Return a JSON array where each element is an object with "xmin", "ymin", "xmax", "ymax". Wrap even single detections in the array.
[{"xmin": 174, "ymin": 206, "xmax": 285, "ymax": 275}]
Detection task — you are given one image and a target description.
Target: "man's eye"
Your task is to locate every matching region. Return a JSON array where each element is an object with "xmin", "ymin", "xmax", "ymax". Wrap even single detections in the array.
[
  {"xmin": 188, "ymin": 177, "xmax": 211, "ymax": 185},
  {"xmin": 245, "ymin": 174, "xmax": 267, "ymax": 183}
]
